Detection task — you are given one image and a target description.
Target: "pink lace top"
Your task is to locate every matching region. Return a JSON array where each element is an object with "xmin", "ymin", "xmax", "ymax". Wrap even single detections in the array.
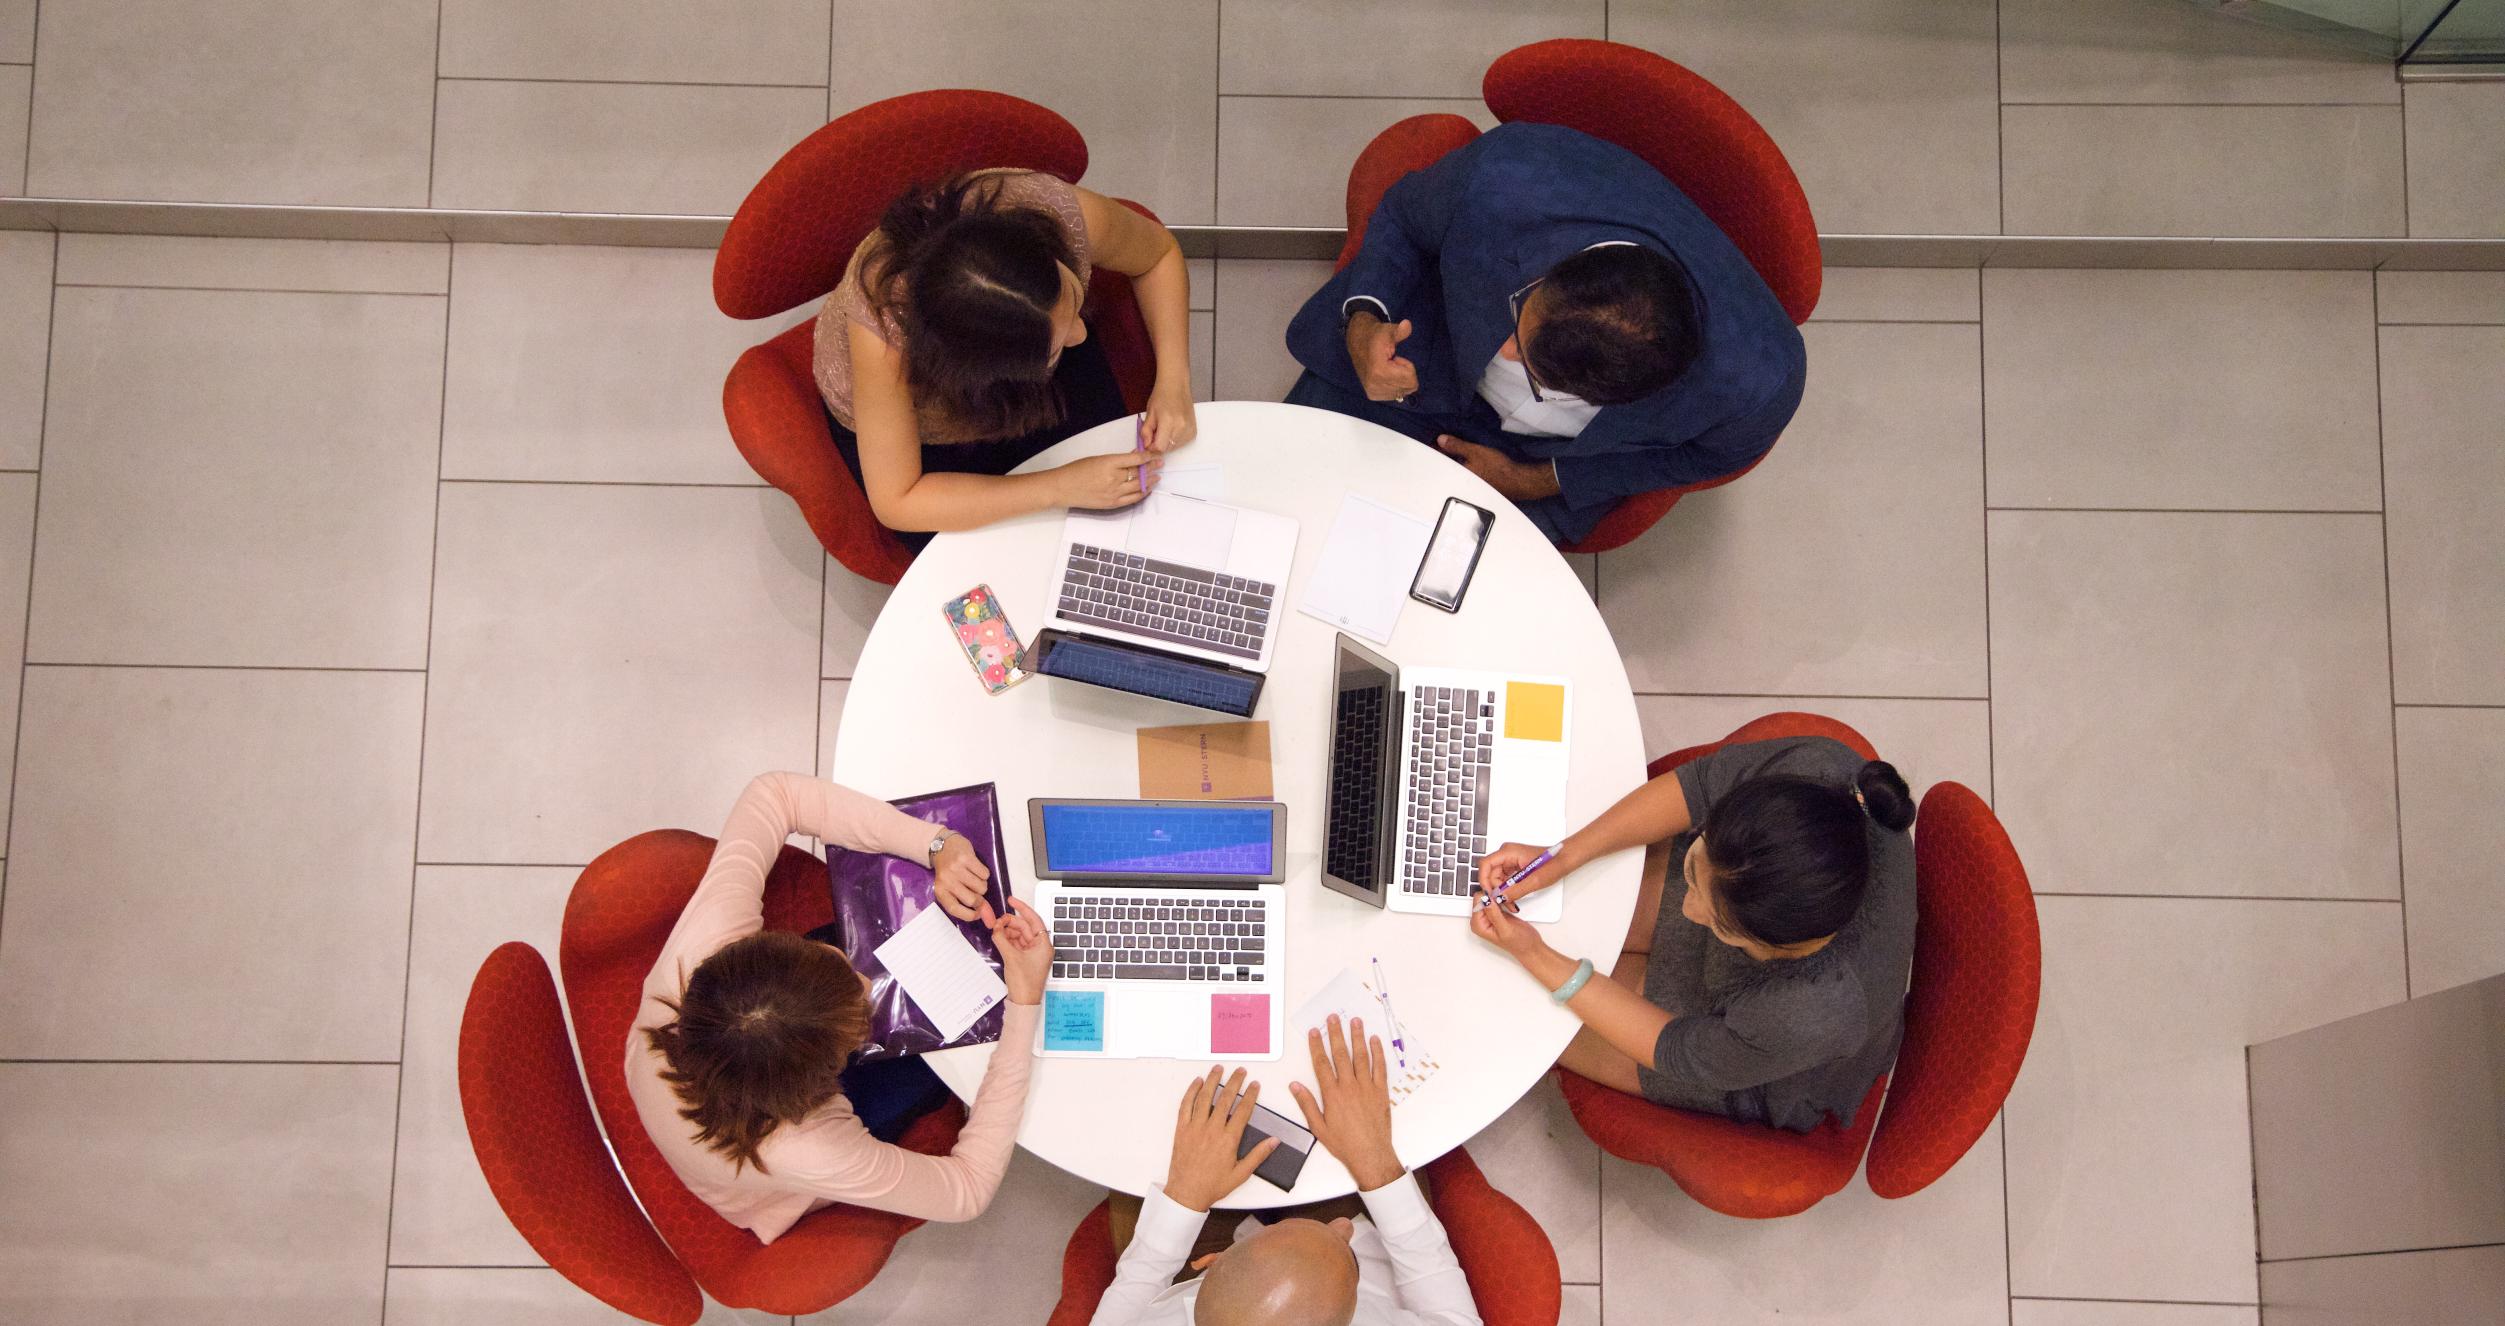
[{"xmin": 811, "ymin": 170, "xmax": 1091, "ymax": 444}]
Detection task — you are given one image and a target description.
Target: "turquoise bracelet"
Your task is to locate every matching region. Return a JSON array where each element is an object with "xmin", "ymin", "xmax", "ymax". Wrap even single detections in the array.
[{"xmin": 1549, "ymin": 957, "xmax": 1596, "ymax": 1004}]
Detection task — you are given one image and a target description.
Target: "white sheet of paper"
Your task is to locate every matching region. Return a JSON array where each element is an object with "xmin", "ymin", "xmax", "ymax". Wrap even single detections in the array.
[
  {"xmin": 1127, "ymin": 491, "xmax": 1238, "ymax": 570},
  {"xmin": 872, "ymin": 905, "xmax": 1007, "ymax": 1043},
  {"xmin": 1296, "ymin": 494, "xmax": 1432, "ymax": 646},
  {"xmin": 1155, "ymin": 464, "xmax": 1227, "ymax": 502},
  {"xmin": 1291, "ymin": 966, "xmax": 1440, "ymax": 1105}
]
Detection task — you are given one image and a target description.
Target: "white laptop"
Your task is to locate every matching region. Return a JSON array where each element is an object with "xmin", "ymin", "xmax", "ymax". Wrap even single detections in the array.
[
  {"xmin": 1029, "ymin": 798, "xmax": 1287, "ymax": 1060},
  {"xmin": 1049, "ymin": 493, "xmax": 1300, "ymax": 674},
  {"xmin": 1317, "ymin": 634, "xmax": 1572, "ymax": 921}
]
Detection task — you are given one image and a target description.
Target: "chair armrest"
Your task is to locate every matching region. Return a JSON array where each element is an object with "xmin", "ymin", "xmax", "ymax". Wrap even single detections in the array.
[{"xmin": 722, "ymin": 323, "xmax": 913, "ymax": 585}]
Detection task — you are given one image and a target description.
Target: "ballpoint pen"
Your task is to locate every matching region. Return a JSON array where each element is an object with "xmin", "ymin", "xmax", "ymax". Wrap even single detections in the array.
[
  {"xmin": 1369, "ymin": 956, "xmax": 1409, "ymax": 1072},
  {"xmin": 1133, "ymin": 412, "xmax": 1156, "ymax": 494},
  {"xmin": 1480, "ymin": 841, "xmax": 1565, "ymax": 912}
]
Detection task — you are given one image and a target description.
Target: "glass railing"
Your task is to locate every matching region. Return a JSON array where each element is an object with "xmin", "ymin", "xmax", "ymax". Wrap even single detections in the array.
[{"xmin": 2209, "ymin": 0, "xmax": 2505, "ymax": 63}]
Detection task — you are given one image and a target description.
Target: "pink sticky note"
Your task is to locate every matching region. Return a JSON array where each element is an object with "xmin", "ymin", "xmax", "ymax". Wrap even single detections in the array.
[{"xmin": 1210, "ymin": 993, "xmax": 1269, "ymax": 1054}]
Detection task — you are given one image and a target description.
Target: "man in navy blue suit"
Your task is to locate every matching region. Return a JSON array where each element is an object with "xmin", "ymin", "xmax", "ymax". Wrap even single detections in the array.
[{"xmin": 1284, "ymin": 122, "xmax": 1807, "ymax": 545}]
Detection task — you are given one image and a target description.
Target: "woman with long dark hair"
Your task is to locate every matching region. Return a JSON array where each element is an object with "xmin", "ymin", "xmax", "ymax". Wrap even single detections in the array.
[
  {"xmin": 813, "ymin": 170, "xmax": 1198, "ymax": 548},
  {"xmin": 1468, "ymin": 736, "xmax": 1918, "ymax": 1133}
]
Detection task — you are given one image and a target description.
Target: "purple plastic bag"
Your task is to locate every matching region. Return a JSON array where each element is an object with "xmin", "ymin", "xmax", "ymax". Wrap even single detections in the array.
[{"xmin": 827, "ymin": 782, "xmax": 1014, "ymax": 1061}]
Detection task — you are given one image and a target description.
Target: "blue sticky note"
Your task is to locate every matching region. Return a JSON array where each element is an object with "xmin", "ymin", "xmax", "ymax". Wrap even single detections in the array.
[{"xmin": 1043, "ymin": 990, "xmax": 1106, "ymax": 1052}]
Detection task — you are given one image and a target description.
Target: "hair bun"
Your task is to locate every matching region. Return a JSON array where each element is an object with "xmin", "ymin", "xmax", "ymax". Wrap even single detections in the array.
[{"xmin": 1855, "ymin": 760, "xmax": 1916, "ymax": 832}]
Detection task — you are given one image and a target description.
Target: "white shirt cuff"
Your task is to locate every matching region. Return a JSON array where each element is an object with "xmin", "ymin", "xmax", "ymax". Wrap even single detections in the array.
[
  {"xmin": 1136, "ymin": 1185, "xmax": 1210, "ymax": 1256},
  {"xmin": 1356, "ymin": 1170, "xmax": 1434, "ymax": 1237},
  {"xmin": 1341, "ymin": 295, "xmax": 1392, "ymax": 324}
]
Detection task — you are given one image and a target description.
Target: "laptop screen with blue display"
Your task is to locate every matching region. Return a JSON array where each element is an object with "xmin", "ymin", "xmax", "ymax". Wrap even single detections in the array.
[{"xmin": 1039, "ymin": 802, "xmax": 1277, "ymax": 878}]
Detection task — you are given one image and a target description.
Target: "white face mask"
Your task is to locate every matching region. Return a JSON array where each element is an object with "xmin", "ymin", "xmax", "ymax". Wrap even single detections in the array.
[{"xmin": 1478, "ymin": 354, "xmax": 1601, "ymax": 438}]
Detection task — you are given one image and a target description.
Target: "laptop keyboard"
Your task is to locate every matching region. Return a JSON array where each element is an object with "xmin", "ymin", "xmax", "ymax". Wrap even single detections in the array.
[
  {"xmin": 1057, "ymin": 543, "xmax": 1276, "ymax": 661},
  {"xmin": 1325, "ymin": 685, "xmax": 1387, "ymax": 885},
  {"xmin": 1400, "ymin": 686, "xmax": 1494, "ymax": 898},
  {"xmin": 1048, "ymin": 891, "xmax": 1271, "ymax": 983}
]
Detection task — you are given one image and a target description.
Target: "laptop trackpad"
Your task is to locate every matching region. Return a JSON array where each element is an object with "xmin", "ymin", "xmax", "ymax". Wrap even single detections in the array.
[
  {"xmin": 1111, "ymin": 985, "xmax": 1210, "ymax": 1058},
  {"xmin": 1127, "ymin": 493, "xmax": 1237, "ymax": 570}
]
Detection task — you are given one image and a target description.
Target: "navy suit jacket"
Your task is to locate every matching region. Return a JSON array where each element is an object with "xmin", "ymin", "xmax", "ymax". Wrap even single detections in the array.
[{"xmin": 1286, "ymin": 123, "xmax": 1808, "ymax": 526}]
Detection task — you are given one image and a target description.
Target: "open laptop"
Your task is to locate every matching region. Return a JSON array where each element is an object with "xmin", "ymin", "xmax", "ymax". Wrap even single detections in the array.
[
  {"xmin": 1319, "ymin": 633, "xmax": 1572, "ymax": 921},
  {"xmin": 1048, "ymin": 493, "xmax": 1300, "ymax": 674},
  {"xmin": 1029, "ymin": 798, "xmax": 1287, "ymax": 1060}
]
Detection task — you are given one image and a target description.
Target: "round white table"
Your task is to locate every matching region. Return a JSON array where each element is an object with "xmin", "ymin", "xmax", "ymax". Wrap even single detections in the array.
[{"xmin": 831, "ymin": 400, "xmax": 1646, "ymax": 1207}]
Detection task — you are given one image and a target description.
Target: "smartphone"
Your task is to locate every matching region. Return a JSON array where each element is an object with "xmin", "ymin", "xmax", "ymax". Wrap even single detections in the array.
[
  {"xmin": 941, "ymin": 585, "xmax": 1029, "ymax": 695},
  {"xmin": 1235, "ymin": 1098, "xmax": 1317, "ymax": 1191},
  {"xmin": 1409, "ymin": 496, "xmax": 1494, "ymax": 613}
]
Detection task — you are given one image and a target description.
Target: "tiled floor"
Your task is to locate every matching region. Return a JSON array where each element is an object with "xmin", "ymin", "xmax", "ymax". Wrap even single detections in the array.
[
  {"xmin": 1, "ymin": 0, "xmax": 2499, "ymax": 237},
  {"xmin": 0, "ymin": 231, "xmax": 2499, "ymax": 1324}
]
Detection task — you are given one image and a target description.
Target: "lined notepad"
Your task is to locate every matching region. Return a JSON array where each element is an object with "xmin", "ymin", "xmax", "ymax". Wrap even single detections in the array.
[{"xmin": 873, "ymin": 906, "xmax": 1008, "ymax": 1043}]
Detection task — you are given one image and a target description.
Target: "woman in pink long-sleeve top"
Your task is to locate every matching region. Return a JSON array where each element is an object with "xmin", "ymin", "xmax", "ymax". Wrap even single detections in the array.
[{"xmin": 627, "ymin": 772, "xmax": 1054, "ymax": 1242}]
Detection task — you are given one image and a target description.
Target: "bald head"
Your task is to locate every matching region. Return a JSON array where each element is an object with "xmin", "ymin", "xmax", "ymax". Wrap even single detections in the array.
[{"xmin": 1194, "ymin": 1218, "xmax": 1359, "ymax": 1326}]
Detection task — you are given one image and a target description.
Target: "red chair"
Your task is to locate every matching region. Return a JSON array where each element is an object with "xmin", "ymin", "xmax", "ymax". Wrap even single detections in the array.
[
  {"xmin": 1334, "ymin": 39, "xmax": 1820, "ymax": 555},
  {"xmin": 548, "ymin": 829, "xmax": 971, "ymax": 1315},
  {"xmin": 1045, "ymin": 1146, "xmax": 1561, "ymax": 1326},
  {"xmin": 1554, "ymin": 713, "xmax": 2042, "ymax": 1218},
  {"xmin": 713, "ymin": 90, "xmax": 1163, "ymax": 586},
  {"xmin": 460, "ymin": 942, "xmax": 703, "ymax": 1326}
]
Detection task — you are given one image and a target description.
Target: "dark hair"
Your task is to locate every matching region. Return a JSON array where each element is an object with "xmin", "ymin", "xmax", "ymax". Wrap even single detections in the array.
[
  {"xmin": 1696, "ymin": 761, "xmax": 1915, "ymax": 948},
  {"xmin": 1524, "ymin": 244, "xmax": 1699, "ymax": 406},
  {"xmin": 859, "ymin": 173, "xmax": 1079, "ymax": 439},
  {"xmin": 642, "ymin": 930, "xmax": 870, "ymax": 1174}
]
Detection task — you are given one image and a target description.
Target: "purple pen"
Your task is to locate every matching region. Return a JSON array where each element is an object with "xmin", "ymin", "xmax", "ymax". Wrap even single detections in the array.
[
  {"xmin": 1133, "ymin": 412, "xmax": 1155, "ymax": 494},
  {"xmin": 1483, "ymin": 841, "xmax": 1565, "ymax": 910}
]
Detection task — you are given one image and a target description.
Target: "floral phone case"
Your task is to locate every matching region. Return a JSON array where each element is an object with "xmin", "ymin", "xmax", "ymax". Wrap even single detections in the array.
[{"xmin": 942, "ymin": 584, "xmax": 1029, "ymax": 695}]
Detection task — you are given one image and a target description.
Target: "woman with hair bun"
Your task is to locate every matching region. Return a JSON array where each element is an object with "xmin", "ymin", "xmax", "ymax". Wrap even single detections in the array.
[
  {"xmin": 1469, "ymin": 736, "xmax": 1918, "ymax": 1133},
  {"xmin": 813, "ymin": 168, "xmax": 1199, "ymax": 550}
]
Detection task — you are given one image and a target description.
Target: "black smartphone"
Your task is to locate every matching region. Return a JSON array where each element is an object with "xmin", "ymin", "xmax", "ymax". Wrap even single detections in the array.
[
  {"xmin": 1409, "ymin": 496, "xmax": 1495, "ymax": 613},
  {"xmin": 1234, "ymin": 1099, "xmax": 1317, "ymax": 1191}
]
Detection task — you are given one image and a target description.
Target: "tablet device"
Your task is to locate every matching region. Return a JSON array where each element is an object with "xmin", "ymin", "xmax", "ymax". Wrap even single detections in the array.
[{"xmin": 1235, "ymin": 1098, "xmax": 1316, "ymax": 1191}]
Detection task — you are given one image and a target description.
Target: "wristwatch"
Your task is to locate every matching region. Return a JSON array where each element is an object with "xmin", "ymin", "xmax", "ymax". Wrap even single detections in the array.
[{"xmin": 925, "ymin": 830, "xmax": 953, "ymax": 867}]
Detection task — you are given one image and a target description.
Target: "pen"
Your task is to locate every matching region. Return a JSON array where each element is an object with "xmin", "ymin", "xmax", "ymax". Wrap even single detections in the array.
[
  {"xmin": 1370, "ymin": 957, "xmax": 1409, "ymax": 1071},
  {"xmin": 1133, "ymin": 412, "xmax": 1155, "ymax": 495},
  {"xmin": 1482, "ymin": 841, "xmax": 1564, "ymax": 911}
]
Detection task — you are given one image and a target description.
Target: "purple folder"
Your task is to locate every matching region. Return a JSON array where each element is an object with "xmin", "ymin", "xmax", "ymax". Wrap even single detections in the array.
[{"xmin": 827, "ymin": 781, "xmax": 1012, "ymax": 1061}]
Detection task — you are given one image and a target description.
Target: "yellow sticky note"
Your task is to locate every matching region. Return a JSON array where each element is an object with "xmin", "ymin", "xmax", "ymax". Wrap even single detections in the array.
[{"xmin": 1503, "ymin": 681, "xmax": 1566, "ymax": 742}]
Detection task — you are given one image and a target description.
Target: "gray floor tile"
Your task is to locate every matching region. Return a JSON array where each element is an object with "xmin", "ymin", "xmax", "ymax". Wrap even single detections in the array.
[
  {"xmin": 0, "ymin": 475, "xmax": 32, "ymax": 844},
  {"xmin": 1213, "ymin": 258, "xmax": 1335, "ymax": 402},
  {"xmin": 55, "ymin": 234, "xmax": 448, "ymax": 294},
  {"xmin": 2005, "ymin": 896, "xmax": 2404, "ymax": 1302},
  {"xmin": 420, "ymin": 483, "xmax": 820, "ymax": 864},
  {"xmin": 1600, "ymin": 1118, "xmax": 2008, "ymax": 1325},
  {"xmin": 444, "ymin": 243, "xmax": 792, "ymax": 484},
  {"xmin": 438, "ymin": 0, "xmax": 830, "ymax": 85},
  {"xmin": 0, "ymin": 0, "xmax": 29, "ymax": 62},
  {"xmin": 0, "ymin": 63, "xmax": 25, "ymax": 195},
  {"xmin": 0, "ymin": 667, "xmax": 422, "ymax": 1058},
  {"xmin": 2000, "ymin": 0, "xmax": 2399, "ymax": 105},
  {"xmin": 1218, "ymin": 96, "xmax": 1494, "ymax": 228},
  {"xmin": 431, "ymin": 80, "xmax": 826, "ymax": 215},
  {"xmin": 795, "ymin": 1153, "xmax": 1104, "ymax": 1325},
  {"xmin": 1188, "ymin": 258, "xmax": 1214, "ymax": 311},
  {"xmin": 2258, "ymin": 1246, "xmax": 2505, "ymax": 1325},
  {"xmin": 388, "ymin": 867, "xmax": 576, "ymax": 1268},
  {"xmin": 1559, "ymin": 1282, "xmax": 1601, "ymax": 1326},
  {"xmin": 829, "ymin": 0, "xmax": 1218, "ymax": 225},
  {"xmin": 1219, "ymin": 0, "xmax": 1600, "ymax": 97},
  {"xmin": 2381, "ymin": 325, "xmax": 2505, "ymax": 704},
  {"xmin": 1191, "ymin": 308, "xmax": 1215, "ymax": 402},
  {"xmin": 1634, "ymin": 695, "xmax": 1993, "ymax": 806},
  {"xmin": 1466, "ymin": 1073, "xmax": 1600, "ymax": 1281},
  {"xmin": 1810, "ymin": 267, "xmax": 1980, "ymax": 323},
  {"xmin": 816, "ymin": 679, "xmax": 847, "ymax": 778},
  {"xmin": 0, "ymin": 229, "xmax": 48, "ymax": 470},
  {"xmin": 2376, "ymin": 270, "xmax": 2505, "ymax": 324},
  {"xmin": 386, "ymin": 1268, "xmax": 784, "ymax": 1325},
  {"xmin": 1600, "ymin": 323, "xmax": 1988, "ymax": 698},
  {"xmin": 1608, "ymin": 0, "xmax": 2001, "ymax": 236},
  {"xmin": 1982, "ymin": 270, "xmax": 2382, "ymax": 510},
  {"xmin": 822, "ymin": 563, "xmax": 890, "ymax": 679},
  {"xmin": 1989, "ymin": 511, "xmax": 2398, "ymax": 899},
  {"xmin": 2002, "ymin": 105, "xmax": 2405, "ymax": 238},
  {"xmin": 2394, "ymin": 707, "xmax": 2505, "ymax": 997},
  {"xmin": 2013, "ymin": 1304, "xmax": 2258, "ymax": 1326},
  {"xmin": 27, "ymin": 287, "xmax": 442, "ymax": 668},
  {"xmin": 0, "ymin": 1063, "xmax": 397, "ymax": 1326},
  {"xmin": 2403, "ymin": 82, "xmax": 2505, "ymax": 239},
  {"xmin": 26, "ymin": 0, "xmax": 435, "ymax": 206}
]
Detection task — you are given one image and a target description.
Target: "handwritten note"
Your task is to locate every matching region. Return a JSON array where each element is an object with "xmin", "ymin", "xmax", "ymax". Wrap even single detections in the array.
[
  {"xmin": 1043, "ymin": 990, "xmax": 1105, "ymax": 1052},
  {"xmin": 1210, "ymin": 992, "xmax": 1270, "ymax": 1054},
  {"xmin": 871, "ymin": 905, "xmax": 1007, "ymax": 1042},
  {"xmin": 1292, "ymin": 966, "xmax": 1440, "ymax": 1105}
]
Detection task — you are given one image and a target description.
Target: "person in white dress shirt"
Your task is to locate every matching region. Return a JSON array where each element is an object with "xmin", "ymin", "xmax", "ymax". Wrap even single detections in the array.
[{"xmin": 1087, "ymin": 1015, "xmax": 1482, "ymax": 1326}]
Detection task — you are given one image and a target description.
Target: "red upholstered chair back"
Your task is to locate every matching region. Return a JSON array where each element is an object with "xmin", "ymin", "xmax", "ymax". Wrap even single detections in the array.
[
  {"xmin": 1482, "ymin": 39, "xmax": 1821, "ymax": 325},
  {"xmin": 459, "ymin": 942, "xmax": 702, "ymax": 1326},
  {"xmin": 1864, "ymin": 782, "xmax": 2041, "ymax": 1198},
  {"xmin": 557, "ymin": 830, "xmax": 965, "ymax": 1314},
  {"xmin": 714, "ymin": 90, "xmax": 1089, "ymax": 320},
  {"xmin": 1335, "ymin": 113, "xmax": 1485, "ymax": 271}
]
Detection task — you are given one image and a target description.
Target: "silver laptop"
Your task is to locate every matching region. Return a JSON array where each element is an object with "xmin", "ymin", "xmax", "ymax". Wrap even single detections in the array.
[
  {"xmin": 1048, "ymin": 493, "xmax": 1300, "ymax": 674},
  {"xmin": 1030, "ymin": 798, "xmax": 1287, "ymax": 1060},
  {"xmin": 1318, "ymin": 634, "xmax": 1572, "ymax": 921}
]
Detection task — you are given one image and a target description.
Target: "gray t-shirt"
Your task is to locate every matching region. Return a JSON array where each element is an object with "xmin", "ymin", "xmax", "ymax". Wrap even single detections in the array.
[{"xmin": 1635, "ymin": 736, "xmax": 1916, "ymax": 1133}]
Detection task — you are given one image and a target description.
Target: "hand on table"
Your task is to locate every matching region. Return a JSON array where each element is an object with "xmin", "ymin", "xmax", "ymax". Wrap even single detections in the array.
[
  {"xmin": 1139, "ymin": 385, "xmax": 1198, "ymax": 453},
  {"xmin": 931, "ymin": 833, "xmax": 994, "ymax": 922},
  {"xmin": 1287, "ymin": 1014, "xmax": 1404, "ymax": 1192},
  {"xmin": 1163, "ymin": 1067, "xmax": 1278, "ymax": 1213},
  {"xmin": 1053, "ymin": 451, "xmax": 1160, "ymax": 511},
  {"xmin": 1345, "ymin": 312, "xmax": 1419, "ymax": 403},
  {"xmin": 988, "ymin": 897, "xmax": 1053, "ymax": 1005},
  {"xmin": 1469, "ymin": 888, "xmax": 1552, "ymax": 967},
  {"xmin": 1436, "ymin": 436, "xmax": 1561, "ymax": 501}
]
